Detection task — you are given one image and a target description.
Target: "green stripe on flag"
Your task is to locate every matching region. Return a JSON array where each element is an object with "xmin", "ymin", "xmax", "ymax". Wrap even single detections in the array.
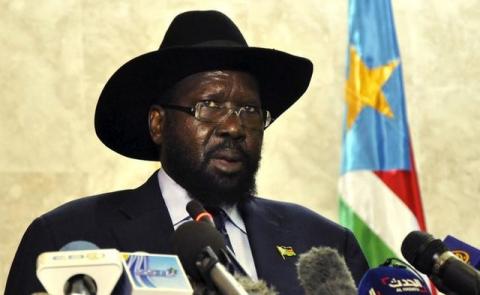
[{"xmin": 339, "ymin": 197, "xmax": 397, "ymax": 267}]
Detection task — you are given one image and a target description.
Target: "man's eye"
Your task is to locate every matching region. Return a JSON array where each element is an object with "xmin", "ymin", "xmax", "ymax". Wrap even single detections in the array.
[
  {"xmin": 244, "ymin": 105, "xmax": 259, "ymax": 113},
  {"xmin": 202, "ymin": 100, "xmax": 220, "ymax": 108}
]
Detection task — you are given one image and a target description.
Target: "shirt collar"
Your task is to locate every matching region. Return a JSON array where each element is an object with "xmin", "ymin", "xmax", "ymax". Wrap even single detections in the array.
[
  {"xmin": 157, "ymin": 169, "xmax": 246, "ymax": 233},
  {"xmin": 157, "ymin": 169, "xmax": 192, "ymax": 227},
  {"xmin": 222, "ymin": 205, "xmax": 247, "ymax": 234}
]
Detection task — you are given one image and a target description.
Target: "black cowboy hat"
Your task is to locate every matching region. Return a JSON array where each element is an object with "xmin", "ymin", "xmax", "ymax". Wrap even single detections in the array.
[{"xmin": 95, "ymin": 10, "xmax": 313, "ymax": 161}]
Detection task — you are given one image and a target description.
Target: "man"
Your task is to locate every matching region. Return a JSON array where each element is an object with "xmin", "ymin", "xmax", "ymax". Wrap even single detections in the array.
[{"xmin": 6, "ymin": 10, "xmax": 369, "ymax": 294}]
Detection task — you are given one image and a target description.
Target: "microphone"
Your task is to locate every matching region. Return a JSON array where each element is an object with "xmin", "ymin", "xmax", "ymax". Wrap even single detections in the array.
[
  {"xmin": 172, "ymin": 220, "xmax": 248, "ymax": 295},
  {"xmin": 38, "ymin": 241, "xmax": 193, "ymax": 294},
  {"xmin": 186, "ymin": 200, "xmax": 249, "ymax": 277},
  {"xmin": 296, "ymin": 247, "xmax": 356, "ymax": 295},
  {"xmin": 36, "ymin": 240, "xmax": 123, "ymax": 295},
  {"xmin": 234, "ymin": 275, "xmax": 278, "ymax": 295},
  {"xmin": 187, "ymin": 200, "xmax": 215, "ymax": 227},
  {"xmin": 401, "ymin": 230, "xmax": 480, "ymax": 295},
  {"xmin": 444, "ymin": 235, "xmax": 480, "ymax": 270},
  {"xmin": 358, "ymin": 259, "xmax": 431, "ymax": 294},
  {"xmin": 186, "ymin": 201, "xmax": 278, "ymax": 294},
  {"xmin": 61, "ymin": 240, "xmax": 101, "ymax": 295},
  {"xmin": 61, "ymin": 240, "xmax": 99, "ymax": 251}
]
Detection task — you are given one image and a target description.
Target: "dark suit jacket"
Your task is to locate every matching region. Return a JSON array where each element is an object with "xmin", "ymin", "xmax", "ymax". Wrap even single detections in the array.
[{"xmin": 6, "ymin": 172, "xmax": 369, "ymax": 295}]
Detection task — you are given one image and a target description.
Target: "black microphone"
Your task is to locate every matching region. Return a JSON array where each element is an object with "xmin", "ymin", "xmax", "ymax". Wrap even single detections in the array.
[
  {"xmin": 186, "ymin": 201, "xmax": 277, "ymax": 294},
  {"xmin": 296, "ymin": 247, "xmax": 357, "ymax": 295},
  {"xmin": 187, "ymin": 200, "xmax": 215, "ymax": 227},
  {"xmin": 401, "ymin": 230, "xmax": 480, "ymax": 295},
  {"xmin": 64, "ymin": 274, "xmax": 97, "ymax": 295},
  {"xmin": 60, "ymin": 241, "xmax": 107, "ymax": 295},
  {"xmin": 172, "ymin": 220, "xmax": 248, "ymax": 295},
  {"xmin": 186, "ymin": 200, "xmax": 249, "ymax": 277}
]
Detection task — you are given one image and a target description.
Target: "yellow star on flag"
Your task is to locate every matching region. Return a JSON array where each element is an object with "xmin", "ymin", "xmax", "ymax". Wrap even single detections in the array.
[{"xmin": 345, "ymin": 46, "xmax": 399, "ymax": 128}]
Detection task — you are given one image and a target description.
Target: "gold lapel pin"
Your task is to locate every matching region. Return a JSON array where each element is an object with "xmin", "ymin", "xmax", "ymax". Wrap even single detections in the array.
[{"xmin": 276, "ymin": 245, "xmax": 296, "ymax": 260}]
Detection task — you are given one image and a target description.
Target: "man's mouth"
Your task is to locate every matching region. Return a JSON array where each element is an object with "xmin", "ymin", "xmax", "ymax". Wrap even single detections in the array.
[{"xmin": 209, "ymin": 149, "xmax": 246, "ymax": 174}]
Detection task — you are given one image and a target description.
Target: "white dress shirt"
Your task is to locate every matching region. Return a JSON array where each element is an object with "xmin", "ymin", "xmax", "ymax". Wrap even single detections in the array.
[{"xmin": 157, "ymin": 169, "xmax": 258, "ymax": 279}]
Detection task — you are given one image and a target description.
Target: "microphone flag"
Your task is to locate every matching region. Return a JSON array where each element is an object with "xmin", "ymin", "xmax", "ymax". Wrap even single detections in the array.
[
  {"xmin": 358, "ymin": 265, "xmax": 431, "ymax": 295},
  {"xmin": 338, "ymin": 0, "xmax": 430, "ymax": 277},
  {"xmin": 444, "ymin": 235, "xmax": 480, "ymax": 270},
  {"xmin": 118, "ymin": 252, "xmax": 193, "ymax": 295},
  {"xmin": 36, "ymin": 248, "xmax": 123, "ymax": 295}
]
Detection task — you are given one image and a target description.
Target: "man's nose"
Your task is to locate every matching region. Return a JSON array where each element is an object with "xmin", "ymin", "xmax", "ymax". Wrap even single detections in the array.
[{"xmin": 214, "ymin": 110, "xmax": 246, "ymax": 139}]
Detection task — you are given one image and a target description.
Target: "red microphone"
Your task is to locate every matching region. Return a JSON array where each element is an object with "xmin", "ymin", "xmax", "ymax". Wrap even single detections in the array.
[
  {"xmin": 185, "ymin": 200, "xmax": 249, "ymax": 277},
  {"xmin": 186, "ymin": 200, "xmax": 215, "ymax": 226}
]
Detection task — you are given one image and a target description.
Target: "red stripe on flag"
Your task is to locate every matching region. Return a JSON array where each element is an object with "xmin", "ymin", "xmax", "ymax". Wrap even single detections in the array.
[
  {"xmin": 374, "ymin": 146, "xmax": 436, "ymax": 293},
  {"xmin": 373, "ymin": 146, "xmax": 427, "ymax": 231}
]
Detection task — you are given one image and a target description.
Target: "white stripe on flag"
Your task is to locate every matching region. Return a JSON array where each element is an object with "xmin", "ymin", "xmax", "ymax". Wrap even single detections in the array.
[{"xmin": 339, "ymin": 170, "xmax": 420, "ymax": 257}]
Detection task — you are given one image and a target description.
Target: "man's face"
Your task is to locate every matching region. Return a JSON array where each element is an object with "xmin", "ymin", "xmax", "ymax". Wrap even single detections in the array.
[{"xmin": 152, "ymin": 70, "xmax": 264, "ymax": 207}]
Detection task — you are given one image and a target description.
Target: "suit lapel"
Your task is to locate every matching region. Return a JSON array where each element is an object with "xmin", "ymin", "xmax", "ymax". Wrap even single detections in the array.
[
  {"xmin": 240, "ymin": 199, "xmax": 300, "ymax": 294},
  {"xmin": 110, "ymin": 172, "xmax": 175, "ymax": 254},
  {"xmin": 106, "ymin": 174, "xmax": 302, "ymax": 293}
]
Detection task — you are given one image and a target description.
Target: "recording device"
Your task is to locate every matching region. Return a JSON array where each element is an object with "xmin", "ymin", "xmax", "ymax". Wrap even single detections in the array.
[
  {"xmin": 37, "ymin": 240, "xmax": 193, "ymax": 295},
  {"xmin": 186, "ymin": 200, "xmax": 249, "ymax": 277},
  {"xmin": 186, "ymin": 200, "xmax": 278, "ymax": 295},
  {"xmin": 444, "ymin": 235, "xmax": 480, "ymax": 270},
  {"xmin": 357, "ymin": 259, "xmax": 431, "ymax": 295},
  {"xmin": 187, "ymin": 200, "xmax": 215, "ymax": 226},
  {"xmin": 402, "ymin": 230, "xmax": 480, "ymax": 295},
  {"xmin": 172, "ymin": 220, "xmax": 248, "ymax": 295},
  {"xmin": 296, "ymin": 247, "xmax": 357, "ymax": 295},
  {"xmin": 233, "ymin": 275, "xmax": 278, "ymax": 295},
  {"xmin": 36, "ymin": 241, "xmax": 123, "ymax": 295}
]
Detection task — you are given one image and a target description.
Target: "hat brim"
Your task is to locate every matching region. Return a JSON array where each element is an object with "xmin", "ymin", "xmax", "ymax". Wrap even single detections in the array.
[{"xmin": 95, "ymin": 46, "xmax": 313, "ymax": 161}]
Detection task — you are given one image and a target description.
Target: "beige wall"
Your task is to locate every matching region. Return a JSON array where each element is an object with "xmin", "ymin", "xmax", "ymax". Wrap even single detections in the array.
[{"xmin": 1, "ymin": 0, "xmax": 480, "ymax": 292}]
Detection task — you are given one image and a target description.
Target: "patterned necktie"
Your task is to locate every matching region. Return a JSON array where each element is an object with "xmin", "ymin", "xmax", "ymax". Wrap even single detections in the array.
[
  {"xmin": 206, "ymin": 207, "xmax": 251, "ymax": 276},
  {"xmin": 211, "ymin": 208, "xmax": 235, "ymax": 254}
]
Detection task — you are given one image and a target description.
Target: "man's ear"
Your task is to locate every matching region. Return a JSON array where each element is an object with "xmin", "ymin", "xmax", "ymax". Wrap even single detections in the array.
[{"xmin": 148, "ymin": 105, "xmax": 166, "ymax": 145}]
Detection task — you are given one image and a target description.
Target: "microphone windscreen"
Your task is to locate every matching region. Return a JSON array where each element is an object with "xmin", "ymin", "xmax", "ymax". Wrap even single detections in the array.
[
  {"xmin": 296, "ymin": 247, "xmax": 356, "ymax": 295},
  {"xmin": 186, "ymin": 200, "xmax": 206, "ymax": 219},
  {"xmin": 358, "ymin": 265, "xmax": 431, "ymax": 294},
  {"xmin": 171, "ymin": 220, "xmax": 226, "ymax": 280},
  {"xmin": 235, "ymin": 275, "xmax": 278, "ymax": 295},
  {"xmin": 60, "ymin": 240, "xmax": 99, "ymax": 251}
]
